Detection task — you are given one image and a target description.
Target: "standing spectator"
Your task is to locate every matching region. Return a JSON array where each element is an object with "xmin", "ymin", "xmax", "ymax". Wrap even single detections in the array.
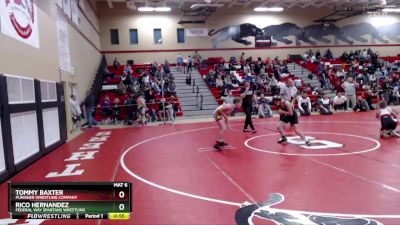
[
  {"xmin": 280, "ymin": 79, "xmax": 298, "ymax": 102},
  {"xmin": 125, "ymin": 94, "xmax": 136, "ymax": 125},
  {"xmin": 176, "ymin": 53, "xmax": 184, "ymax": 72},
  {"xmin": 101, "ymin": 95, "xmax": 113, "ymax": 119},
  {"xmin": 240, "ymin": 81, "xmax": 256, "ymax": 133},
  {"xmin": 297, "ymin": 92, "xmax": 311, "ymax": 116},
  {"xmin": 165, "ymin": 98, "xmax": 176, "ymax": 123},
  {"xmin": 257, "ymin": 93, "xmax": 272, "ymax": 118},
  {"xmin": 239, "ymin": 52, "xmax": 245, "ymax": 64},
  {"xmin": 333, "ymin": 92, "xmax": 347, "ymax": 111},
  {"xmin": 163, "ymin": 60, "xmax": 171, "ymax": 75},
  {"xmin": 113, "ymin": 58, "xmax": 120, "ymax": 70},
  {"xmin": 70, "ymin": 94, "xmax": 82, "ymax": 132},
  {"xmin": 83, "ymin": 90, "xmax": 97, "ymax": 128},
  {"xmin": 124, "ymin": 62, "xmax": 133, "ymax": 76},
  {"xmin": 341, "ymin": 77, "xmax": 359, "ymax": 109},
  {"xmin": 112, "ymin": 98, "xmax": 121, "ymax": 123},
  {"xmin": 353, "ymin": 96, "xmax": 370, "ymax": 112},
  {"xmin": 187, "ymin": 55, "xmax": 193, "ymax": 73},
  {"xmin": 317, "ymin": 95, "xmax": 333, "ymax": 115},
  {"xmin": 192, "ymin": 50, "xmax": 202, "ymax": 68}
]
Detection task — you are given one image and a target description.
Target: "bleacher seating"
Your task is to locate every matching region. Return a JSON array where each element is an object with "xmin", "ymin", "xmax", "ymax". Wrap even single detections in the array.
[{"xmin": 95, "ymin": 64, "xmax": 183, "ymax": 122}]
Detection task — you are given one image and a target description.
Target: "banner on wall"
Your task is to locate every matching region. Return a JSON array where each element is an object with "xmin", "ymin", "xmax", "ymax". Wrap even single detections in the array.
[
  {"xmin": 56, "ymin": 13, "xmax": 72, "ymax": 73},
  {"xmin": 0, "ymin": 0, "xmax": 39, "ymax": 48},
  {"xmin": 56, "ymin": 0, "xmax": 63, "ymax": 8},
  {"xmin": 71, "ymin": 0, "xmax": 79, "ymax": 26},
  {"xmin": 186, "ymin": 28, "xmax": 208, "ymax": 37},
  {"xmin": 63, "ymin": 0, "xmax": 72, "ymax": 19}
]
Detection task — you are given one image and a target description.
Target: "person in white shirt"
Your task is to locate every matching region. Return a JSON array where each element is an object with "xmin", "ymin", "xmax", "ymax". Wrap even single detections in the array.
[
  {"xmin": 341, "ymin": 77, "xmax": 359, "ymax": 109},
  {"xmin": 318, "ymin": 94, "xmax": 333, "ymax": 115},
  {"xmin": 70, "ymin": 94, "xmax": 82, "ymax": 132},
  {"xmin": 280, "ymin": 79, "xmax": 298, "ymax": 102},
  {"xmin": 297, "ymin": 92, "xmax": 311, "ymax": 116},
  {"xmin": 333, "ymin": 92, "xmax": 347, "ymax": 111}
]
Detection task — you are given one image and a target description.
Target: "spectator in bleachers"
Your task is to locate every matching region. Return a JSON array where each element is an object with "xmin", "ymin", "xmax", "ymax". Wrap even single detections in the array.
[
  {"xmin": 342, "ymin": 77, "xmax": 359, "ymax": 109},
  {"xmin": 168, "ymin": 79, "xmax": 177, "ymax": 97},
  {"xmin": 257, "ymin": 93, "xmax": 272, "ymax": 118},
  {"xmin": 187, "ymin": 55, "xmax": 193, "ymax": 73},
  {"xmin": 324, "ymin": 49, "xmax": 334, "ymax": 60},
  {"xmin": 101, "ymin": 95, "xmax": 113, "ymax": 118},
  {"xmin": 333, "ymin": 92, "xmax": 347, "ymax": 111},
  {"xmin": 340, "ymin": 51, "xmax": 348, "ymax": 62},
  {"xmin": 353, "ymin": 96, "xmax": 370, "ymax": 112},
  {"xmin": 136, "ymin": 94, "xmax": 147, "ymax": 125},
  {"xmin": 163, "ymin": 60, "xmax": 170, "ymax": 75},
  {"xmin": 112, "ymin": 98, "xmax": 121, "ymax": 123},
  {"xmin": 216, "ymin": 74, "xmax": 224, "ymax": 90},
  {"xmin": 164, "ymin": 97, "xmax": 177, "ymax": 123},
  {"xmin": 319, "ymin": 70, "xmax": 329, "ymax": 90},
  {"xmin": 125, "ymin": 94, "xmax": 136, "ymax": 125},
  {"xmin": 121, "ymin": 71, "xmax": 132, "ymax": 87},
  {"xmin": 103, "ymin": 68, "xmax": 115, "ymax": 80},
  {"xmin": 310, "ymin": 54, "xmax": 317, "ymax": 64},
  {"xmin": 155, "ymin": 66, "xmax": 164, "ymax": 81},
  {"xmin": 192, "ymin": 50, "xmax": 202, "ymax": 68},
  {"xmin": 124, "ymin": 62, "xmax": 133, "ymax": 76},
  {"xmin": 113, "ymin": 58, "xmax": 120, "ymax": 70},
  {"xmin": 151, "ymin": 78, "xmax": 161, "ymax": 95},
  {"xmin": 117, "ymin": 81, "xmax": 127, "ymax": 95},
  {"xmin": 70, "ymin": 94, "xmax": 82, "ymax": 132},
  {"xmin": 317, "ymin": 94, "xmax": 333, "ymax": 115},
  {"xmin": 315, "ymin": 50, "xmax": 321, "ymax": 60},
  {"xmin": 239, "ymin": 52, "xmax": 245, "ymax": 64},
  {"xmin": 224, "ymin": 74, "xmax": 233, "ymax": 89},
  {"xmin": 176, "ymin": 53, "xmax": 184, "ymax": 72},
  {"xmin": 297, "ymin": 92, "xmax": 311, "ymax": 116},
  {"xmin": 150, "ymin": 62, "xmax": 158, "ymax": 76},
  {"xmin": 280, "ymin": 79, "xmax": 297, "ymax": 101},
  {"xmin": 303, "ymin": 51, "xmax": 309, "ymax": 61},
  {"xmin": 142, "ymin": 72, "xmax": 150, "ymax": 85}
]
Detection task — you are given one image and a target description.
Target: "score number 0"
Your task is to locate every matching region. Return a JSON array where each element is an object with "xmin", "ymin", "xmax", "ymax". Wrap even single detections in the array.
[{"xmin": 118, "ymin": 191, "xmax": 125, "ymax": 211}]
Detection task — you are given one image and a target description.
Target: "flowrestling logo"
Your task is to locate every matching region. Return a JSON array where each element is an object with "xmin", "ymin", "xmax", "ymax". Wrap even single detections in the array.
[
  {"xmin": 5, "ymin": 0, "xmax": 35, "ymax": 38},
  {"xmin": 235, "ymin": 193, "xmax": 382, "ymax": 225}
]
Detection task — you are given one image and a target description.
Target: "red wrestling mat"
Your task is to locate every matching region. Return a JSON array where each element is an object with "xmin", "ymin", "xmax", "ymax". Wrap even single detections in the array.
[{"xmin": 0, "ymin": 112, "xmax": 399, "ymax": 225}]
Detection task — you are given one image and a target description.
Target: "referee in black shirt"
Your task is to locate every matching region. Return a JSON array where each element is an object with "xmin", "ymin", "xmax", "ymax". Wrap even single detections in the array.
[{"xmin": 240, "ymin": 81, "xmax": 256, "ymax": 133}]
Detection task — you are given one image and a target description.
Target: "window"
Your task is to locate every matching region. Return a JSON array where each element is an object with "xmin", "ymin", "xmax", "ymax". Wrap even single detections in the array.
[
  {"xmin": 177, "ymin": 28, "xmax": 185, "ymax": 43},
  {"xmin": 153, "ymin": 29, "xmax": 162, "ymax": 44},
  {"xmin": 129, "ymin": 29, "xmax": 138, "ymax": 44},
  {"xmin": 110, "ymin": 29, "xmax": 119, "ymax": 45}
]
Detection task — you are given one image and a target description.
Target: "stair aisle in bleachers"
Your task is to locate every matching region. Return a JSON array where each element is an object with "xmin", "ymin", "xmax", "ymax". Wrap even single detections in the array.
[{"xmin": 172, "ymin": 67, "xmax": 219, "ymax": 118}]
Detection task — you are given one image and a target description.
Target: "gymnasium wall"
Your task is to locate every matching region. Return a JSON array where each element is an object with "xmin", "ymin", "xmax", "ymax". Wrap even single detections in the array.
[
  {"xmin": 0, "ymin": 1, "xmax": 102, "ymax": 139},
  {"xmin": 97, "ymin": 2, "xmax": 400, "ymax": 64}
]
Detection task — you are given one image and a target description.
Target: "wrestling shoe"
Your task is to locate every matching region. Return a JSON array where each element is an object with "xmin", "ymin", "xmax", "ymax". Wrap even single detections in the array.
[
  {"xmin": 214, "ymin": 142, "xmax": 222, "ymax": 151},
  {"xmin": 219, "ymin": 141, "xmax": 228, "ymax": 146},
  {"xmin": 277, "ymin": 136, "xmax": 287, "ymax": 144}
]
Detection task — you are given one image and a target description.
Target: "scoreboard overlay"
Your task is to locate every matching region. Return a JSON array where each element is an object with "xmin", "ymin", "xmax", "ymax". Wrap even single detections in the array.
[{"xmin": 8, "ymin": 182, "xmax": 132, "ymax": 220}]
